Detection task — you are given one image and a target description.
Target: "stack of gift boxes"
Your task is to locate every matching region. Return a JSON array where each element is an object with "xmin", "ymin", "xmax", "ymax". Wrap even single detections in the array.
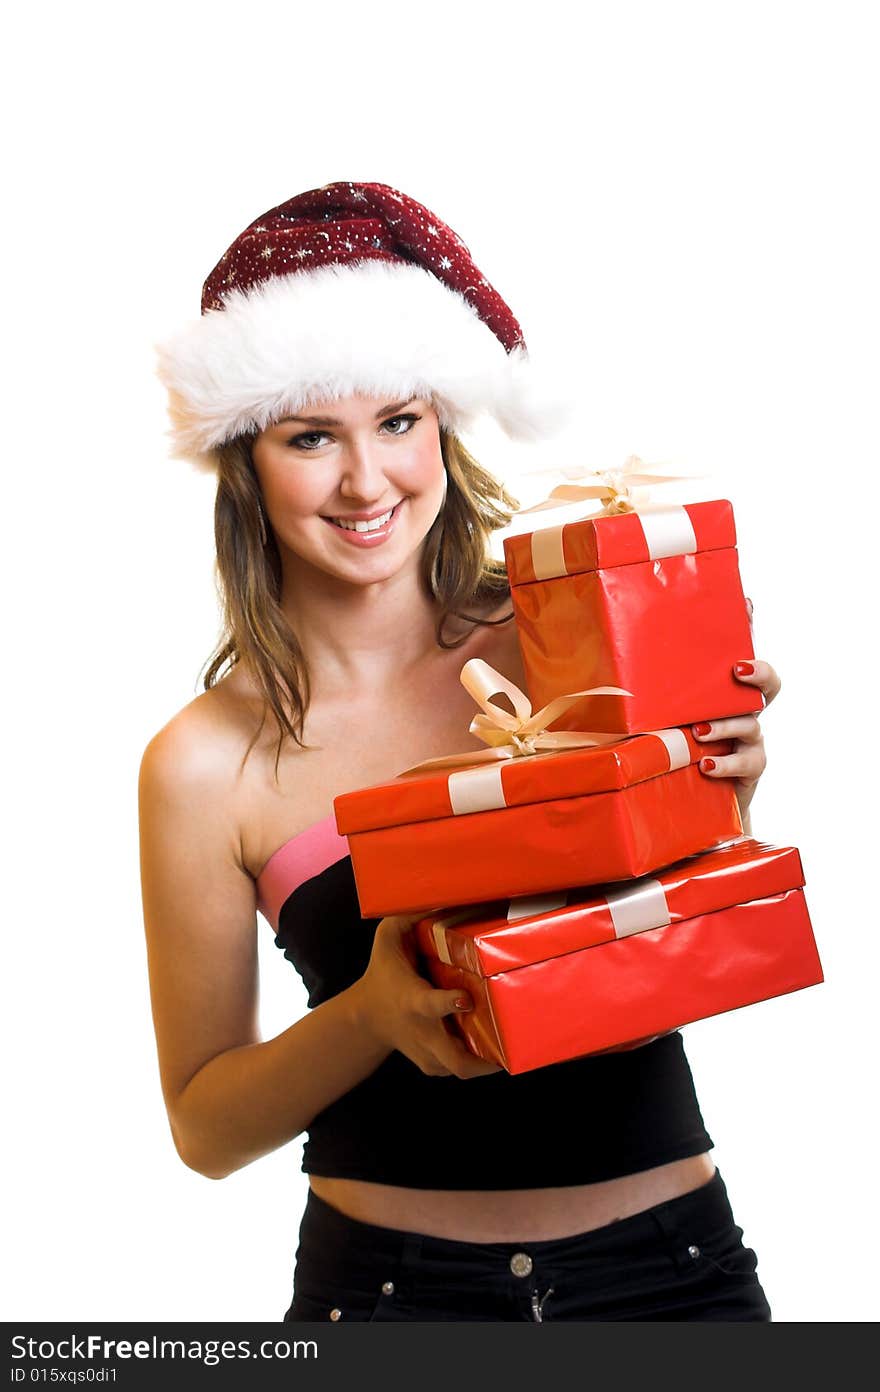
[{"xmin": 334, "ymin": 496, "xmax": 823, "ymax": 1074}]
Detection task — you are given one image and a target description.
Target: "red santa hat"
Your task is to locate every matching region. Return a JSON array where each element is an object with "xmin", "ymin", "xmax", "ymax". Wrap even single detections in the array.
[{"xmin": 156, "ymin": 180, "xmax": 571, "ymax": 470}]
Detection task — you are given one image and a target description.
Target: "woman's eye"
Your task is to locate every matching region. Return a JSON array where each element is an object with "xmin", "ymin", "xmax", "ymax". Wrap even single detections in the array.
[
  {"xmin": 382, "ymin": 413, "xmax": 420, "ymax": 435},
  {"xmin": 286, "ymin": 414, "xmax": 419, "ymax": 451},
  {"xmin": 287, "ymin": 431, "xmax": 329, "ymax": 451}
]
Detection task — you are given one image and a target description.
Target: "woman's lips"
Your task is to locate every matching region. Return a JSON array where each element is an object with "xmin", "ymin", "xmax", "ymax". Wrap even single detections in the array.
[{"xmin": 321, "ymin": 499, "xmax": 405, "ymax": 547}]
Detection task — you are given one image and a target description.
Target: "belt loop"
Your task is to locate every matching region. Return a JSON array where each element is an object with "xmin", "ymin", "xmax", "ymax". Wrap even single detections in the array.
[{"xmin": 649, "ymin": 1198, "xmax": 692, "ymax": 1273}]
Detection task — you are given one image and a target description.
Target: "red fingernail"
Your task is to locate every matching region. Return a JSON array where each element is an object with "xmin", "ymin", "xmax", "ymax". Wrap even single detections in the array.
[
  {"xmin": 693, "ymin": 722, "xmax": 712, "ymax": 737},
  {"xmin": 454, "ymin": 997, "xmax": 472, "ymax": 1011},
  {"xmin": 701, "ymin": 757, "xmax": 716, "ymax": 772},
  {"xmin": 734, "ymin": 661, "xmax": 755, "ymax": 677}
]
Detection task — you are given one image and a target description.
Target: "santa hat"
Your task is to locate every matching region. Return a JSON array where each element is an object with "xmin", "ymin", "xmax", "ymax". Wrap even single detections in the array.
[{"xmin": 156, "ymin": 180, "xmax": 572, "ymax": 470}]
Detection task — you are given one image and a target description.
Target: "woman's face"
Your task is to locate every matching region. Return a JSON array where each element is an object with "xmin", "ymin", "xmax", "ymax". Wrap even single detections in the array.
[{"xmin": 251, "ymin": 393, "xmax": 446, "ymax": 588}]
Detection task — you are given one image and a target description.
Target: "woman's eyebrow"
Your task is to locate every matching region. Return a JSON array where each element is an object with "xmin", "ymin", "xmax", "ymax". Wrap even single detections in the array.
[{"xmin": 276, "ymin": 399, "xmax": 417, "ymax": 428}]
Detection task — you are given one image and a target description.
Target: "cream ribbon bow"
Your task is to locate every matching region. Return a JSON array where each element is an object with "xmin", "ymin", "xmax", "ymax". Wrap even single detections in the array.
[
  {"xmin": 399, "ymin": 659, "xmax": 630, "ymax": 776},
  {"xmin": 517, "ymin": 455, "xmax": 699, "ymax": 518}
]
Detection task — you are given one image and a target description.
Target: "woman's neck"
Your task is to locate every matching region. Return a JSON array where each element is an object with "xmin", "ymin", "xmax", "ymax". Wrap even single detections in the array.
[{"xmin": 279, "ymin": 553, "xmax": 443, "ymax": 698}]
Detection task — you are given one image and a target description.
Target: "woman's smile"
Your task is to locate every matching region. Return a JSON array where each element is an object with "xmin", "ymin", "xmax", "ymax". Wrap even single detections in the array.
[{"xmin": 321, "ymin": 498, "xmax": 407, "ymax": 546}]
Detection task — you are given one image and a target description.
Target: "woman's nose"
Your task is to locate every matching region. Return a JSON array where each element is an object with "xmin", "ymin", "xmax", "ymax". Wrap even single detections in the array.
[{"xmin": 337, "ymin": 441, "xmax": 388, "ymax": 501}]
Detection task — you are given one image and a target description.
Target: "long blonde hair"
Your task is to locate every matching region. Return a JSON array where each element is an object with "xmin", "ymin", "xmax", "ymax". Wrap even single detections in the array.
[{"xmin": 202, "ymin": 428, "xmax": 519, "ymax": 775}]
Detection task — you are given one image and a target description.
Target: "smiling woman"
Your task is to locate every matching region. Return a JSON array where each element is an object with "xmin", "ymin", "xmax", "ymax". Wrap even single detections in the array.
[
  {"xmin": 279, "ymin": 401, "xmax": 422, "ymax": 543},
  {"xmin": 142, "ymin": 179, "xmax": 775, "ymax": 1324},
  {"xmin": 254, "ymin": 396, "xmax": 443, "ymax": 560},
  {"xmin": 202, "ymin": 397, "xmax": 518, "ymax": 775}
]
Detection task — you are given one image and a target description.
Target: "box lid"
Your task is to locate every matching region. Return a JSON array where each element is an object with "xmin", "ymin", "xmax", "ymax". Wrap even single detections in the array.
[
  {"xmin": 334, "ymin": 726, "xmax": 730, "ymax": 835},
  {"xmin": 416, "ymin": 840, "xmax": 805, "ymax": 977},
  {"xmin": 504, "ymin": 499, "xmax": 737, "ymax": 586}
]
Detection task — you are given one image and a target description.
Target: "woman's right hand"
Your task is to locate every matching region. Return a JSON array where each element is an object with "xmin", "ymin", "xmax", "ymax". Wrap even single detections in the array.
[{"xmin": 352, "ymin": 916, "xmax": 504, "ymax": 1079}]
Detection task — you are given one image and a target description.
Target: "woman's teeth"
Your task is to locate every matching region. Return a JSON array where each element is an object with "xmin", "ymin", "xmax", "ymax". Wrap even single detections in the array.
[{"xmin": 330, "ymin": 507, "xmax": 395, "ymax": 533}]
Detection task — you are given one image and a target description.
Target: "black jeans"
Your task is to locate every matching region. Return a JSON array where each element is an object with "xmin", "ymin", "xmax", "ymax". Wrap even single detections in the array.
[{"xmin": 282, "ymin": 1169, "xmax": 771, "ymax": 1322}]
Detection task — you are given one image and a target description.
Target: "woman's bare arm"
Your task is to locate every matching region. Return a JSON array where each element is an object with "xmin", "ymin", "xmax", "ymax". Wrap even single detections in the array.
[
  {"xmin": 139, "ymin": 703, "xmax": 497, "ymax": 1181},
  {"xmin": 138, "ymin": 708, "xmax": 392, "ymax": 1180}
]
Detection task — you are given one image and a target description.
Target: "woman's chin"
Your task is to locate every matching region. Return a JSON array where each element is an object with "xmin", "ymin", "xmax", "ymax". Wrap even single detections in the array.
[{"xmin": 286, "ymin": 540, "xmax": 419, "ymax": 589}]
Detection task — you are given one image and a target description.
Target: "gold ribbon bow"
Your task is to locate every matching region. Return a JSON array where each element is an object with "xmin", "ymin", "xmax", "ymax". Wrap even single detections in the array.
[
  {"xmin": 517, "ymin": 455, "xmax": 699, "ymax": 518},
  {"xmin": 399, "ymin": 659, "xmax": 631, "ymax": 776}
]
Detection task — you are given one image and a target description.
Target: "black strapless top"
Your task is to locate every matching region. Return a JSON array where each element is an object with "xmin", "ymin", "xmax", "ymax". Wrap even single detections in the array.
[{"xmin": 273, "ymin": 856, "xmax": 713, "ymax": 1189}]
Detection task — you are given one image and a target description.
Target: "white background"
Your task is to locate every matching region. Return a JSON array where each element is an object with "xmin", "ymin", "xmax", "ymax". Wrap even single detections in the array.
[{"xmin": 4, "ymin": 0, "xmax": 877, "ymax": 1323}]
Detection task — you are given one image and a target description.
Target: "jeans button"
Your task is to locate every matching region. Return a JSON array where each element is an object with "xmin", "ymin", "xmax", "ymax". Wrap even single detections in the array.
[
  {"xmin": 382, "ymin": 1281, "xmax": 395, "ymax": 1295},
  {"xmin": 329, "ymin": 1308, "xmax": 343, "ymax": 1320},
  {"xmin": 510, "ymin": 1252, "xmax": 533, "ymax": 1278}
]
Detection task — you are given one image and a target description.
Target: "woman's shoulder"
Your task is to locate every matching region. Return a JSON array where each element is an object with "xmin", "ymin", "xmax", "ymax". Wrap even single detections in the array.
[{"xmin": 138, "ymin": 674, "xmax": 261, "ymax": 809}]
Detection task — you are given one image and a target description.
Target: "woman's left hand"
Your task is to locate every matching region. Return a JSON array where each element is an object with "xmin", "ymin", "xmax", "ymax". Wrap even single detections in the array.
[{"xmin": 692, "ymin": 645, "xmax": 782, "ymax": 829}]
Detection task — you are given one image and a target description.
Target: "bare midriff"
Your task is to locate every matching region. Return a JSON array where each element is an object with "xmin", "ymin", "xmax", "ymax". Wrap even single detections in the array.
[{"xmin": 308, "ymin": 1152, "xmax": 716, "ymax": 1242}]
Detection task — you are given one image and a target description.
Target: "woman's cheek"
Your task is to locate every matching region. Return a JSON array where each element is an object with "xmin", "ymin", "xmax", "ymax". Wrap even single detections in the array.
[
  {"xmin": 267, "ymin": 469, "xmax": 331, "ymax": 522},
  {"xmin": 397, "ymin": 443, "xmax": 445, "ymax": 500}
]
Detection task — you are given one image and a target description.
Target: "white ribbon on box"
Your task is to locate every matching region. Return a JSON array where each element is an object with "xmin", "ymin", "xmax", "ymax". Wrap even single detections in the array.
[
  {"xmin": 530, "ymin": 504, "xmax": 698, "ymax": 581},
  {"xmin": 505, "ymin": 878, "xmax": 674, "ymax": 934},
  {"xmin": 516, "ymin": 455, "xmax": 700, "ymax": 581},
  {"xmin": 445, "ymin": 723, "xmax": 690, "ymax": 817},
  {"xmin": 398, "ymin": 658, "xmax": 631, "ymax": 816},
  {"xmin": 506, "ymin": 878, "xmax": 673, "ymax": 936},
  {"xmin": 430, "ymin": 874, "xmax": 674, "ymax": 966},
  {"xmin": 449, "ymin": 763, "xmax": 507, "ymax": 815},
  {"xmin": 506, "ymin": 892, "xmax": 568, "ymax": 922},
  {"xmin": 648, "ymin": 727, "xmax": 690, "ymax": 771},
  {"xmin": 604, "ymin": 878, "xmax": 672, "ymax": 937}
]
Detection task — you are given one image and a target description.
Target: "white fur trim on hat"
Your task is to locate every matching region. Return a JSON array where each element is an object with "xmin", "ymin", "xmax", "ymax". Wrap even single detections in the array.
[{"xmin": 155, "ymin": 259, "xmax": 573, "ymax": 470}]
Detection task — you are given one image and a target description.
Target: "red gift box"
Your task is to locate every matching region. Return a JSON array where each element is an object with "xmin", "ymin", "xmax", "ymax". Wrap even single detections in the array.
[
  {"xmin": 334, "ymin": 721, "xmax": 742, "ymax": 917},
  {"xmin": 503, "ymin": 499, "xmax": 763, "ymax": 734},
  {"xmin": 415, "ymin": 839, "xmax": 823, "ymax": 1074}
]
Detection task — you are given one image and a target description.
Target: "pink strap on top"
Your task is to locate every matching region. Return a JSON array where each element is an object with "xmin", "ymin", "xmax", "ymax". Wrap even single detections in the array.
[{"xmin": 256, "ymin": 814, "xmax": 350, "ymax": 933}]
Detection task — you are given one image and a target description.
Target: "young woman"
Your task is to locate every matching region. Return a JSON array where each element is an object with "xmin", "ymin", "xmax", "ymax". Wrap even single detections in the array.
[{"xmin": 141, "ymin": 181, "xmax": 780, "ymax": 1322}]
